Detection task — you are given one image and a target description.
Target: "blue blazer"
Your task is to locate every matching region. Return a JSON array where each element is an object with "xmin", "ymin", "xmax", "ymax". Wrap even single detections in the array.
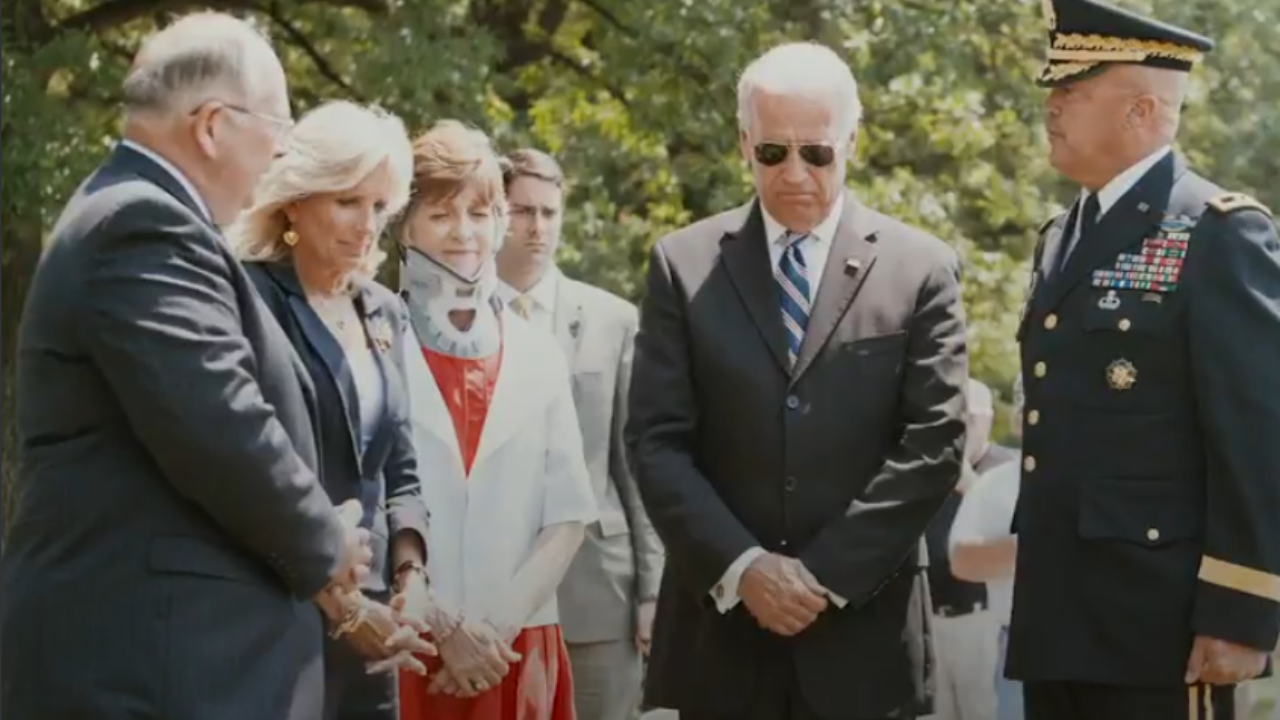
[{"xmin": 246, "ymin": 260, "xmax": 429, "ymax": 593}]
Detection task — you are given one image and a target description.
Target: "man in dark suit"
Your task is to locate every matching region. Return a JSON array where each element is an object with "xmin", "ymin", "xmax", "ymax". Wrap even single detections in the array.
[
  {"xmin": 1009, "ymin": 2, "xmax": 1280, "ymax": 719},
  {"xmin": 627, "ymin": 41, "xmax": 969, "ymax": 720},
  {"xmin": 2, "ymin": 14, "xmax": 373, "ymax": 720}
]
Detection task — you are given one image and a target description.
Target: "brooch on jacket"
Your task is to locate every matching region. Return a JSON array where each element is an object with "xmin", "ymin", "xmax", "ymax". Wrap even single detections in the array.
[{"xmin": 368, "ymin": 315, "xmax": 394, "ymax": 352}]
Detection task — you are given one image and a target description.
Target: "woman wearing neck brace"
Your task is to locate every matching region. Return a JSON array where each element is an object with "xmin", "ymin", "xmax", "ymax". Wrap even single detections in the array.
[{"xmin": 394, "ymin": 120, "xmax": 595, "ymax": 720}]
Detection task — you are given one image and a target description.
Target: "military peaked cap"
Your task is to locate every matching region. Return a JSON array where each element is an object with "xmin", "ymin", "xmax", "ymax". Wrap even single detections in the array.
[{"xmin": 1038, "ymin": 0, "xmax": 1214, "ymax": 86}]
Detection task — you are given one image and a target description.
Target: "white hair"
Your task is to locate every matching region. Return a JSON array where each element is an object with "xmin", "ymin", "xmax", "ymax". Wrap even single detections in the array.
[
  {"xmin": 122, "ymin": 12, "xmax": 275, "ymax": 115},
  {"xmin": 737, "ymin": 42, "xmax": 863, "ymax": 138},
  {"xmin": 230, "ymin": 100, "xmax": 414, "ymax": 277}
]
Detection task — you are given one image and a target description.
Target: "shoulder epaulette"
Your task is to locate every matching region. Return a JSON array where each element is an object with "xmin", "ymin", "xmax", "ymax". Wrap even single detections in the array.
[
  {"xmin": 1207, "ymin": 192, "xmax": 1273, "ymax": 218},
  {"xmin": 1038, "ymin": 212, "xmax": 1065, "ymax": 234}
]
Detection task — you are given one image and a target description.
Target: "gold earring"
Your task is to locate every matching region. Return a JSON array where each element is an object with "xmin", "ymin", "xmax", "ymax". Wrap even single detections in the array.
[{"xmin": 283, "ymin": 229, "xmax": 299, "ymax": 246}]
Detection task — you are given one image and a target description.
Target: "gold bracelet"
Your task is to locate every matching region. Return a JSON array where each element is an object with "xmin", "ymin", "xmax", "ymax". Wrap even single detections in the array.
[{"xmin": 329, "ymin": 598, "xmax": 369, "ymax": 639}]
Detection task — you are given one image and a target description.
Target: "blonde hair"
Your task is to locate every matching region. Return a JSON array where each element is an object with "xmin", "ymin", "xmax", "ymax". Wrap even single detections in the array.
[
  {"xmin": 394, "ymin": 120, "xmax": 509, "ymax": 248},
  {"xmin": 231, "ymin": 100, "xmax": 413, "ymax": 277}
]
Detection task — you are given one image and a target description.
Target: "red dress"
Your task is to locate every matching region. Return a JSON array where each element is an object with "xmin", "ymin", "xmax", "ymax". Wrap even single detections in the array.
[{"xmin": 399, "ymin": 345, "xmax": 577, "ymax": 720}]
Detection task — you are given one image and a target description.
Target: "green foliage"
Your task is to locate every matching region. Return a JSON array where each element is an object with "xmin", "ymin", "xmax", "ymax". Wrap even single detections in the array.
[{"xmin": 3, "ymin": 0, "xmax": 1278, "ymax": 471}]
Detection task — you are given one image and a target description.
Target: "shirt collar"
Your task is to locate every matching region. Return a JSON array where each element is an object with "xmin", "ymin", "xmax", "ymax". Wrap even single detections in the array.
[
  {"xmin": 761, "ymin": 192, "xmax": 845, "ymax": 246},
  {"xmin": 499, "ymin": 266, "xmax": 559, "ymax": 311},
  {"xmin": 1087, "ymin": 144, "xmax": 1172, "ymax": 217},
  {"xmin": 120, "ymin": 139, "xmax": 213, "ymax": 222}
]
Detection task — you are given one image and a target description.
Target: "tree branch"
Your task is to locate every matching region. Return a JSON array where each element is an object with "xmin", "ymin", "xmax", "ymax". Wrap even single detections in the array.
[
  {"xmin": 57, "ymin": 0, "xmax": 390, "ymax": 36},
  {"xmin": 546, "ymin": 47, "xmax": 630, "ymax": 109},
  {"xmin": 573, "ymin": 0, "xmax": 637, "ymax": 39},
  {"xmin": 256, "ymin": 2, "xmax": 365, "ymax": 101}
]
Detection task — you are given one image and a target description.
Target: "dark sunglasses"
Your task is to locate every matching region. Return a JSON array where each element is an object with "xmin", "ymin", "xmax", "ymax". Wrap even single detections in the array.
[{"xmin": 753, "ymin": 142, "xmax": 837, "ymax": 168}]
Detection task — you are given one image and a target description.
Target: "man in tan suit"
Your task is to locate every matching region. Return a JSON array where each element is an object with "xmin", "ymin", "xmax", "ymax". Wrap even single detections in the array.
[{"xmin": 497, "ymin": 148, "xmax": 665, "ymax": 720}]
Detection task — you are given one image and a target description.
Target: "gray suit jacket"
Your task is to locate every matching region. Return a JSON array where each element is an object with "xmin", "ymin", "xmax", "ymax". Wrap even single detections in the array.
[
  {"xmin": 2, "ymin": 145, "xmax": 346, "ymax": 720},
  {"xmin": 549, "ymin": 270, "xmax": 666, "ymax": 643}
]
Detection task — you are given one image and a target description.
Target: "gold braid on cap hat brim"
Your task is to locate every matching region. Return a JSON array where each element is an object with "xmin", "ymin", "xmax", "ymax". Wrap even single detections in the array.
[
  {"xmin": 1040, "ymin": 61, "xmax": 1099, "ymax": 83},
  {"xmin": 1048, "ymin": 33, "xmax": 1205, "ymax": 64}
]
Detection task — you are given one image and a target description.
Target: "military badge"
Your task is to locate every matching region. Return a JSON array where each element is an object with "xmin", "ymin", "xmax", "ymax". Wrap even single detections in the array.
[
  {"xmin": 1106, "ymin": 358, "xmax": 1138, "ymax": 391},
  {"xmin": 1091, "ymin": 215, "xmax": 1194, "ymax": 293},
  {"xmin": 1097, "ymin": 290, "xmax": 1121, "ymax": 310},
  {"xmin": 368, "ymin": 315, "xmax": 394, "ymax": 352}
]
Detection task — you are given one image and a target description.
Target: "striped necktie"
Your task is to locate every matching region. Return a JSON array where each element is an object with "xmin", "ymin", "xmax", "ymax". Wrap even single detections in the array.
[{"xmin": 776, "ymin": 231, "xmax": 811, "ymax": 366}]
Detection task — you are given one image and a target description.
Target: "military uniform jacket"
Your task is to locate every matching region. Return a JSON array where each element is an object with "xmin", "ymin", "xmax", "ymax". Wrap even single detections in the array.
[{"xmin": 1007, "ymin": 150, "xmax": 1280, "ymax": 686}]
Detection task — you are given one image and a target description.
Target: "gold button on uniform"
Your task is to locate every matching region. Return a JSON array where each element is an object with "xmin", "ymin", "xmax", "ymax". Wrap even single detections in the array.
[
  {"xmin": 1034, "ymin": 361, "xmax": 1047, "ymax": 378},
  {"xmin": 1027, "ymin": 409, "xmax": 1040, "ymax": 426},
  {"xmin": 1044, "ymin": 314, "xmax": 1058, "ymax": 330},
  {"xmin": 1146, "ymin": 528, "xmax": 1161, "ymax": 542},
  {"xmin": 1024, "ymin": 456, "xmax": 1037, "ymax": 472},
  {"xmin": 1118, "ymin": 318, "xmax": 1132, "ymax": 331}
]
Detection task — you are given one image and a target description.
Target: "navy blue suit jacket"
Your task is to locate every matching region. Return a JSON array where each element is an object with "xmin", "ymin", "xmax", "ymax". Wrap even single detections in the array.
[{"xmin": 246, "ymin": 261, "xmax": 429, "ymax": 593}]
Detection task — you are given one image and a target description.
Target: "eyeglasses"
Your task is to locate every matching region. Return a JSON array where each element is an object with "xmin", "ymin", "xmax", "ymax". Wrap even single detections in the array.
[
  {"xmin": 753, "ymin": 142, "xmax": 837, "ymax": 168},
  {"xmin": 192, "ymin": 101, "xmax": 294, "ymax": 141}
]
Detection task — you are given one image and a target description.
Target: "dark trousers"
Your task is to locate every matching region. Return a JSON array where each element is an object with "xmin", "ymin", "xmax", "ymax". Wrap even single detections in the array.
[
  {"xmin": 1024, "ymin": 681, "xmax": 1234, "ymax": 720},
  {"xmin": 323, "ymin": 591, "xmax": 398, "ymax": 720},
  {"xmin": 679, "ymin": 661, "xmax": 914, "ymax": 720}
]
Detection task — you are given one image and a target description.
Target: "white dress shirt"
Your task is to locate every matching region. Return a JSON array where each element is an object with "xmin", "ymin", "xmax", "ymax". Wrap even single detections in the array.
[
  {"xmin": 711, "ymin": 194, "xmax": 849, "ymax": 614},
  {"xmin": 948, "ymin": 456, "xmax": 1022, "ymax": 625},
  {"xmin": 119, "ymin": 139, "xmax": 213, "ymax": 223},
  {"xmin": 1057, "ymin": 144, "xmax": 1171, "ymax": 266},
  {"xmin": 498, "ymin": 269, "xmax": 559, "ymax": 334}
]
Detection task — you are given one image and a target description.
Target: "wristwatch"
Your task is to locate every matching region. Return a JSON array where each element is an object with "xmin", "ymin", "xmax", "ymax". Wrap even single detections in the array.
[{"xmin": 392, "ymin": 559, "xmax": 428, "ymax": 592}]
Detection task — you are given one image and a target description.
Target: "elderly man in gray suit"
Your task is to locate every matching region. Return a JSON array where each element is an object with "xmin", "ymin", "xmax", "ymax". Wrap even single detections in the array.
[
  {"xmin": 497, "ymin": 148, "xmax": 665, "ymax": 720},
  {"xmin": 2, "ymin": 14, "xmax": 385, "ymax": 720}
]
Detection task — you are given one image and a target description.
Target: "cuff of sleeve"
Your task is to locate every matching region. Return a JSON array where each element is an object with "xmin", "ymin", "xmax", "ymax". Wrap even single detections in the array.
[
  {"xmin": 387, "ymin": 501, "xmax": 431, "ymax": 548},
  {"xmin": 827, "ymin": 590, "xmax": 849, "ymax": 609},
  {"xmin": 1193, "ymin": 557, "xmax": 1280, "ymax": 651},
  {"xmin": 638, "ymin": 565, "xmax": 664, "ymax": 603},
  {"xmin": 710, "ymin": 547, "xmax": 765, "ymax": 613},
  {"xmin": 292, "ymin": 510, "xmax": 349, "ymax": 601}
]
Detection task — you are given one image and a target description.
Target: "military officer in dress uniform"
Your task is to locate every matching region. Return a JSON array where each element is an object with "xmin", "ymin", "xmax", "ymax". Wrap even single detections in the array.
[{"xmin": 1008, "ymin": 2, "xmax": 1280, "ymax": 720}]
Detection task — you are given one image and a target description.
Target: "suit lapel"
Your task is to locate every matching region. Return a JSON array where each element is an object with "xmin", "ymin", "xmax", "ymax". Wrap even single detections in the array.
[
  {"xmin": 352, "ymin": 285, "xmax": 397, "ymax": 474},
  {"xmin": 265, "ymin": 263, "xmax": 363, "ymax": 464},
  {"xmin": 1041, "ymin": 152, "xmax": 1182, "ymax": 311},
  {"xmin": 790, "ymin": 196, "xmax": 880, "ymax": 384},
  {"xmin": 402, "ymin": 330, "xmax": 467, "ymax": 477},
  {"xmin": 471, "ymin": 321, "xmax": 541, "ymax": 469},
  {"xmin": 551, "ymin": 271, "xmax": 586, "ymax": 364},
  {"xmin": 720, "ymin": 201, "xmax": 790, "ymax": 372}
]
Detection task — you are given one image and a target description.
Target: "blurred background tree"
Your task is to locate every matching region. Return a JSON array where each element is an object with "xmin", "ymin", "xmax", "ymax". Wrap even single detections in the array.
[{"xmin": 3, "ymin": 0, "xmax": 1278, "ymax": 521}]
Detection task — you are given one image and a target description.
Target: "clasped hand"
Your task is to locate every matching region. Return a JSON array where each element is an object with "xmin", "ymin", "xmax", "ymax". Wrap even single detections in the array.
[
  {"xmin": 1186, "ymin": 635, "xmax": 1268, "ymax": 686},
  {"xmin": 427, "ymin": 620, "xmax": 522, "ymax": 697},
  {"xmin": 328, "ymin": 587, "xmax": 436, "ymax": 676},
  {"xmin": 739, "ymin": 552, "xmax": 830, "ymax": 636}
]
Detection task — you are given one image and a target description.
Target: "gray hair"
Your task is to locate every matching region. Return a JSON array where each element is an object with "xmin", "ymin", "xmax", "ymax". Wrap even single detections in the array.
[
  {"xmin": 1011, "ymin": 373, "xmax": 1025, "ymax": 413},
  {"xmin": 122, "ymin": 12, "xmax": 273, "ymax": 115},
  {"xmin": 737, "ymin": 42, "xmax": 863, "ymax": 139}
]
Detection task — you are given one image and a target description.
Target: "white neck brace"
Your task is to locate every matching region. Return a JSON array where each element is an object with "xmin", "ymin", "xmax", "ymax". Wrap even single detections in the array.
[{"xmin": 401, "ymin": 247, "xmax": 502, "ymax": 358}]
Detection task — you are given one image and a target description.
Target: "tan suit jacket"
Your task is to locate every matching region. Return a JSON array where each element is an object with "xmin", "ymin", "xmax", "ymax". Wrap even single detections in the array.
[{"xmin": 548, "ymin": 269, "xmax": 665, "ymax": 643}]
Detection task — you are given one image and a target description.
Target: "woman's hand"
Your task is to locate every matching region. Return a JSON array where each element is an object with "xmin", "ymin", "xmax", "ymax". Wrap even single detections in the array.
[
  {"xmin": 435, "ymin": 620, "xmax": 522, "ymax": 696},
  {"xmin": 328, "ymin": 590, "xmax": 435, "ymax": 674}
]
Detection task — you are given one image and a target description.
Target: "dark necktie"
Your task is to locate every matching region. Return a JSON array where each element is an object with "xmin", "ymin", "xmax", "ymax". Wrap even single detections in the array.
[{"xmin": 1059, "ymin": 192, "xmax": 1101, "ymax": 272}]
